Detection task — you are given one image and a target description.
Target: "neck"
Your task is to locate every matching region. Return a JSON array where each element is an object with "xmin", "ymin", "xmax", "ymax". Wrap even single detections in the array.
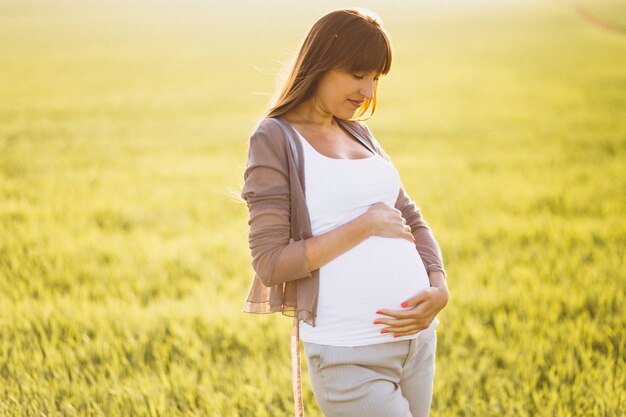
[{"xmin": 285, "ymin": 99, "xmax": 337, "ymax": 129}]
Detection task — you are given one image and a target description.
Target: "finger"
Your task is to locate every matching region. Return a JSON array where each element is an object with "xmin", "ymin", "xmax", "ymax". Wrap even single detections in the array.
[
  {"xmin": 373, "ymin": 317, "xmax": 415, "ymax": 327},
  {"xmin": 375, "ymin": 308, "xmax": 412, "ymax": 319},
  {"xmin": 402, "ymin": 225, "xmax": 415, "ymax": 243},
  {"xmin": 392, "ymin": 328, "xmax": 423, "ymax": 338},
  {"xmin": 384, "ymin": 326, "xmax": 421, "ymax": 337},
  {"xmin": 400, "ymin": 289, "xmax": 430, "ymax": 308},
  {"xmin": 379, "ymin": 324, "xmax": 420, "ymax": 335},
  {"xmin": 389, "ymin": 322, "xmax": 430, "ymax": 336}
]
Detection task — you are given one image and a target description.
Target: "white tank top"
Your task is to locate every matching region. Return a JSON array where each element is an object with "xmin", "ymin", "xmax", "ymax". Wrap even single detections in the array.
[{"xmin": 296, "ymin": 128, "xmax": 438, "ymax": 346}]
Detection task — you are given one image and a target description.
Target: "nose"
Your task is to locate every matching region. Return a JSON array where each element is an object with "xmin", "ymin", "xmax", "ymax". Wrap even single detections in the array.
[{"xmin": 360, "ymin": 79, "xmax": 375, "ymax": 100}]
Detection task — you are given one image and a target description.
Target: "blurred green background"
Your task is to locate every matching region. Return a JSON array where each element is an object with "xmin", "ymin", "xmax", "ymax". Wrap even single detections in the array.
[{"xmin": 1, "ymin": 0, "xmax": 625, "ymax": 416}]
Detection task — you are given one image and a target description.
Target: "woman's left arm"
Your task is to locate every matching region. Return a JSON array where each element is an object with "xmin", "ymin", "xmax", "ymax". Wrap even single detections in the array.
[
  {"xmin": 393, "ymin": 184, "xmax": 447, "ymax": 279},
  {"xmin": 373, "ymin": 271, "xmax": 448, "ymax": 338},
  {"xmin": 359, "ymin": 123, "xmax": 447, "ymax": 277},
  {"xmin": 359, "ymin": 123, "xmax": 449, "ymax": 336}
]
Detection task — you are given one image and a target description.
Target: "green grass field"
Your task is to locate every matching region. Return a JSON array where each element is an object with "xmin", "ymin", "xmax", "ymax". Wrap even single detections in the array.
[{"xmin": 1, "ymin": 0, "xmax": 625, "ymax": 415}]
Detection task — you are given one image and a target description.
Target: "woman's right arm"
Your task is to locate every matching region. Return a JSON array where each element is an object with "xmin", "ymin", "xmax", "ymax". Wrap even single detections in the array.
[
  {"xmin": 302, "ymin": 215, "xmax": 371, "ymax": 272},
  {"xmin": 241, "ymin": 122, "xmax": 308, "ymax": 287},
  {"xmin": 304, "ymin": 204, "xmax": 414, "ymax": 271}
]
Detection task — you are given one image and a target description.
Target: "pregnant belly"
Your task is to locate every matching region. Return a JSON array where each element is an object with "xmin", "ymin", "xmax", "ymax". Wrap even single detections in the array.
[{"xmin": 316, "ymin": 235, "xmax": 431, "ymax": 318}]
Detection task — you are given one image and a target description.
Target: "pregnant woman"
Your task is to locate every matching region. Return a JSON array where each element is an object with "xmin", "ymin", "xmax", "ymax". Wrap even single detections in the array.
[{"xmin": 240, "ymin": 8, "xmax": 449, "ymax": 417}]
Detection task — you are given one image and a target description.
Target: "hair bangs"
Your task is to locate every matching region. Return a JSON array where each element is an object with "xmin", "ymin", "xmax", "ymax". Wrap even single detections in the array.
[{"xmin": 337, "ymin": 29, "xmax": 391, "ymax": 77}]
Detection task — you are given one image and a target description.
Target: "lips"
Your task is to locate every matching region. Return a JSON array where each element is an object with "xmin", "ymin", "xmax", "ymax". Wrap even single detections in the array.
[{"xmin": 348, "ymin": 99, "xmax": 363, "ymax": 107}]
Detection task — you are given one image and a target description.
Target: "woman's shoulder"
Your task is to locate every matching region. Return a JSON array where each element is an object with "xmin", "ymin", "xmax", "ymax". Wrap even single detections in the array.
[
  {"xmin": 353, "ymin": 120, "xmax": 374, "ymax": 139},
  {"xmin": 248, "ymin": 117, "xmax": 291, "ymax": 148},
  {"xmin": 338, "ymin": 118, "xmax": 375, "ymax": 142},
  {"xmin": 348, "ymin": 120, "xmax": 383, "ymax": 149},
  {"xmin": 245, "ymin": 118, "xmax": 293, "ymax": 167},
  {"xmin": 252, "ymin": 117, "xmax": 286, "ymax": 135},
  {"xmin": 349, "ymin": 120, "xmax": 390, "ymax": 160}
]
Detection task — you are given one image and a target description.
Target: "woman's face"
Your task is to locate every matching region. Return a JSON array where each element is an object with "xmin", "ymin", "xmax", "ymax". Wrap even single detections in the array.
[{"xmin": 312, "ymin": 68, "xmax": 379, "ymax": 119}]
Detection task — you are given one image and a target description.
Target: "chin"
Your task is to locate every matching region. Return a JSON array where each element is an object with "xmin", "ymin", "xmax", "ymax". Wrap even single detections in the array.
[{"xmin": 342, "ymin": 109, "xmax": 358, "ymax": 118}]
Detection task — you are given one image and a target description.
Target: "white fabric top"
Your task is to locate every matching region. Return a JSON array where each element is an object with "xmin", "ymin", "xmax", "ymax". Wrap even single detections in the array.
[{"xmin": 296, "ymin": 128, "xmax": 439, "ymax": 346}]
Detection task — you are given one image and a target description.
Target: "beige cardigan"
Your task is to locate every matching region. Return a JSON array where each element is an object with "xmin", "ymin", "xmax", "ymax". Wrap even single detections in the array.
[{"xmin": 240, "ymin": 115, "xmax": 446, "ymax": 416}]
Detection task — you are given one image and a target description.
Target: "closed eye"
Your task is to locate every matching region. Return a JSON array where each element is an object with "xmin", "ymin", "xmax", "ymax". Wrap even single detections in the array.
[{"xmin": 353, "ymin": 74, "xmax": 380, "ymax": 81}]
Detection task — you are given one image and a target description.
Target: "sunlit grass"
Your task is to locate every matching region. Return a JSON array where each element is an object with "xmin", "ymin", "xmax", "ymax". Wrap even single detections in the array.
[{"xmin": 0, "ymin": 1, "xmax": 624, "ymax": 416}]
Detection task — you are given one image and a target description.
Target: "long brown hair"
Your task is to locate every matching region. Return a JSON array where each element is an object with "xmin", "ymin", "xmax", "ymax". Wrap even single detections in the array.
[{"xmin": 263, "ymin": 8, "xmax": 393, "ymax": 122}]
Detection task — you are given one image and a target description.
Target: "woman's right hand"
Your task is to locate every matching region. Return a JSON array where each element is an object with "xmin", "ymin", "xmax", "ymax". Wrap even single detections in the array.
[{"xmin": 364, "ymin": 202, "xmax": 415, "ymax": 243}]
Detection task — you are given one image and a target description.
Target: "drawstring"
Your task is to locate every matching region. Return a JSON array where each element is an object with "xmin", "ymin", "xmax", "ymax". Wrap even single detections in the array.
[{"xmin": 292, "ymin": 315, "xmax": 304, "ymax": 417}]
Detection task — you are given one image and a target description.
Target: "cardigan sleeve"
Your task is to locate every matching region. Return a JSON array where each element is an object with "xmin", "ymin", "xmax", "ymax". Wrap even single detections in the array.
[
  {"xmin": 240, "ymin": 121, "xmax": 312, "ymax": 287},
  {"xmin": 357, "ymin": 122, "xmax": 446, "ymax": 276}
]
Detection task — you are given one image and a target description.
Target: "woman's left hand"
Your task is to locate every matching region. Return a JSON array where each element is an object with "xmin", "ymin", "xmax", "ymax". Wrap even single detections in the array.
[{"xmin": 374, "ymin": 274, "xmax": 449, "ymax": 337}]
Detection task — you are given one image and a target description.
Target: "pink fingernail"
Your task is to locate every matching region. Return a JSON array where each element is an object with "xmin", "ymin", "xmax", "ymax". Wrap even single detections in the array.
[
  {"xmin": 393, "ymin": 334, "xmax": 399, "ymax": 338},
  {"xmin": 400, "ymin": 302, "xmax": 409, "ymax": 308},
  {"xmin": 381, "ymin": 329, "xmax": 388, "ymax": 334},
  {"xmin": 375, "ymin": 310, "xmax": 383, "ymax": 315},
  {"xmin": 373, "ymin": 321, "xmax": 381, "ymax": 325}
]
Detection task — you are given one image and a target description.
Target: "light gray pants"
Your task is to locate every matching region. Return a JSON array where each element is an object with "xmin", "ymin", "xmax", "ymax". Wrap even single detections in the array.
[{"xmin": 303, "ymin": 327, "xmax": 437, "ymax": 417}]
